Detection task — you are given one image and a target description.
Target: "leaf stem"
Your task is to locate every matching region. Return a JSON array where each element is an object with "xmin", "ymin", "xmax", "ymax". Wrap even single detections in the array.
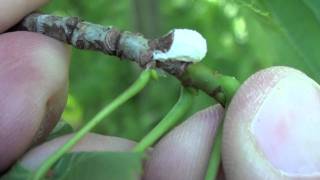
[
  {"xmin": 204, "ymin": 122, "xmax": 223, "ymax": 180},
  {"xmin": 203, "ymin": 74, "xmax": 240, "ymax": 179},
  {"xmin": 179, "ymin": 63, "xmax": 240, "ymax": 106},
  {"xmin": 133, "ymin": 87, "xmax": 194, "ymax": 153},
  {"xmin": 31, "ymin": 70, "xmax": 152, "ymax": 180}
]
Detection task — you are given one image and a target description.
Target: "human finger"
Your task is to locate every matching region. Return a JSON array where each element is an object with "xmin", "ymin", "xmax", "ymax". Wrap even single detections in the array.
[
  {"xmin": 223, "ymin": 66, "xmax": 320, "ymax": 179},
  {"xmin": 0, "ymin": 0, "xmax": 50, "ymax": 32},
  {"xmin": 0, "ymin": 31, "xmax": 69, "ymax": 172},
  {"xmin": 143, "ymin": 105, "xmax": 224, "ymax": 180}
]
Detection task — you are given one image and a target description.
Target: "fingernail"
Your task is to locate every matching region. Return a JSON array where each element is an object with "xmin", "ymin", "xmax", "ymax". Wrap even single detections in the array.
[
  {"xmin": 251, "ymin": 72, "xmax": 320, "ymax": 175},
  {"xmin": 223, "ymin": 66, "xmax": 320, "ymax": 179}
]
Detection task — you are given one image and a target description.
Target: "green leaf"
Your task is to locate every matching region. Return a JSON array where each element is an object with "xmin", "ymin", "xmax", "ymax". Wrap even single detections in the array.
[
  {"xmin": 46, "ymin": 121, "xmax": 74, "ymax": 141},
  {"xmin": 303, "ymin": 0, "xmax": 320, "ymax": 21},
  {"xmin": 1, "ymin": 164, "xmax": 31, "ymax": 180},
  {"xmin": 50, "ymin": 151, "xmax": 143, "ymax": 180},
  {"xmin": 2, "ymin": 152, "xmax": 143, "ymax": 180},
  {"xmin": 238, "ymin": 0, "xmax": 320, "ymax": 82},
  {"xmin": 62, "ymin": 94, "xmax": 84, "ymax": 129},
  {"xmin": 263, "ymin": 0, "xmax": 320, "ymax": 77}
]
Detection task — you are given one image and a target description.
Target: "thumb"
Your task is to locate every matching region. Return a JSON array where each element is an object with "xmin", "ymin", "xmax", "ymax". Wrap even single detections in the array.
[
  {"xmin": 223, "ymin": 66, "xmax": 320, "ymax": 179},
  {"xmin": 0, "ymin": 31, "xmax": 70, "ymax": 172}
]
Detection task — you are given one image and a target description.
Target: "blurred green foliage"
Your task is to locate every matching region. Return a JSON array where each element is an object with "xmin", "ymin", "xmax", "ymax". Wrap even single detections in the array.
[{"xmin": 43, "ymin": 0, "xmax": 320, "ymax": 141}]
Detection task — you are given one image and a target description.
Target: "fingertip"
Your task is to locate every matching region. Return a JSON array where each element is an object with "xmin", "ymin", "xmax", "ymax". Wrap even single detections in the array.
[
  {"xmin": 0, "ymin": 31, "xmax": 70, "ymax": 95},
  {"xmin": 0, "ymin": 0, "xmax": 50, "ymax": 32},
  {"xmin": 223, "ymin": 66, "xmax": 320, "ymax": 179},
  {"xmin": 20, "ymin": 133, "xmax": 136, "ymax": 171},
  {"xmin": 0, "ymin": 31, "xmax": 70, "ymax": 172},
  {"xmin": 143, "ymin": 105, "xmax": 224, "ymax": 180}
]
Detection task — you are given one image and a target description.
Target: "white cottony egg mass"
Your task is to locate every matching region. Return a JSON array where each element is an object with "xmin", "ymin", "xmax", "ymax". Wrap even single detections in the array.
[{"xmin": 152, "ymin": 29, "xmax": 207, "ymax": 62}]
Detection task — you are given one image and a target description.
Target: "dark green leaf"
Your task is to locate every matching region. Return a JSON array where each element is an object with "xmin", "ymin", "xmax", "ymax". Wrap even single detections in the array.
[
  {"xmin": 1, "ymin": 152, "xmax": 143, "ymax": 180},
  {"xmin": 1, "ymin": 164, "xmax": 31, "ymax": 180},
  {"xmin": 50, "ymin": 151, "xmax": 143, "ymax": 180},
  {"xmin": 238, "ymin": 0, "xmax": 320, "ymax": 82},
  {"xmin": 46, "ymin": 121, "xmax": 74, "ymax": 141},
  {"xmin": 0, "ymin": 152, "xmax": 143, "ymax": 180},
  {"xmin": 263, "ymin": 0, "xmax": 320, "ymax": 78}
]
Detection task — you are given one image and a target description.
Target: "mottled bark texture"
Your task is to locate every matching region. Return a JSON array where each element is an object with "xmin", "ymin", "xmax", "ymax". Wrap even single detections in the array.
[{"xmin": 14, "ymin": 13, "xmax": 238, "ymax": 105}]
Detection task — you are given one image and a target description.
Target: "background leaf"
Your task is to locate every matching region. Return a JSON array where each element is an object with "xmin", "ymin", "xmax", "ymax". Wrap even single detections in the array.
[{"xmin": 237, "ymin": 0, "xmax": 320, "ymax": 82}]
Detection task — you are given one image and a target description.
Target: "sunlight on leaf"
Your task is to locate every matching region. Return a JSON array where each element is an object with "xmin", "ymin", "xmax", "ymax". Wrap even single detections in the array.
[
  {"xmin": 232, "ymin": 16, "xmax": 248, "ymax": 42},
  {"xmin": 223, "ymin": 2, "xmax": 239, "ymax": 18},
  {"xmin": 62, "ymin": 94, "xmax": 83, "ymax": 129}
]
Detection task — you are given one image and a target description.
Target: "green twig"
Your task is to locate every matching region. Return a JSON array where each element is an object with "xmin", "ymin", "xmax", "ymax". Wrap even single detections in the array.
[
  {"xmin": 179, "ymin": 63, "xmax": 240, "ymax": 106},
  {"xmin": 204, "ymin": 122, "xmax": 223, "ymax": 180},
  {"xmin": 31, "ymin": 70, "xmax": 152, "ymax": 180},
  {"xmin": 203, "ymin": 76, "xmax": 239, "ymax": 179},
  {"xmin": 133, "ymin": 87, "xmax": 194, "ymax": 153}
]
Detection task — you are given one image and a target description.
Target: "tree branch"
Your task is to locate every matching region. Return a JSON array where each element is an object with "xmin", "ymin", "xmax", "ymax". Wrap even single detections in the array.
[{"xmin": 13, "ymin": 13, "xmax": 240, "ymax": 106}]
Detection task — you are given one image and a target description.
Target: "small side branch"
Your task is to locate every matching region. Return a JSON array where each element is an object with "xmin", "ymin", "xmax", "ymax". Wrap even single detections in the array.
[{"xmin": 14, "ymin": 13, "xmax": 239, "ymax": 105}]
